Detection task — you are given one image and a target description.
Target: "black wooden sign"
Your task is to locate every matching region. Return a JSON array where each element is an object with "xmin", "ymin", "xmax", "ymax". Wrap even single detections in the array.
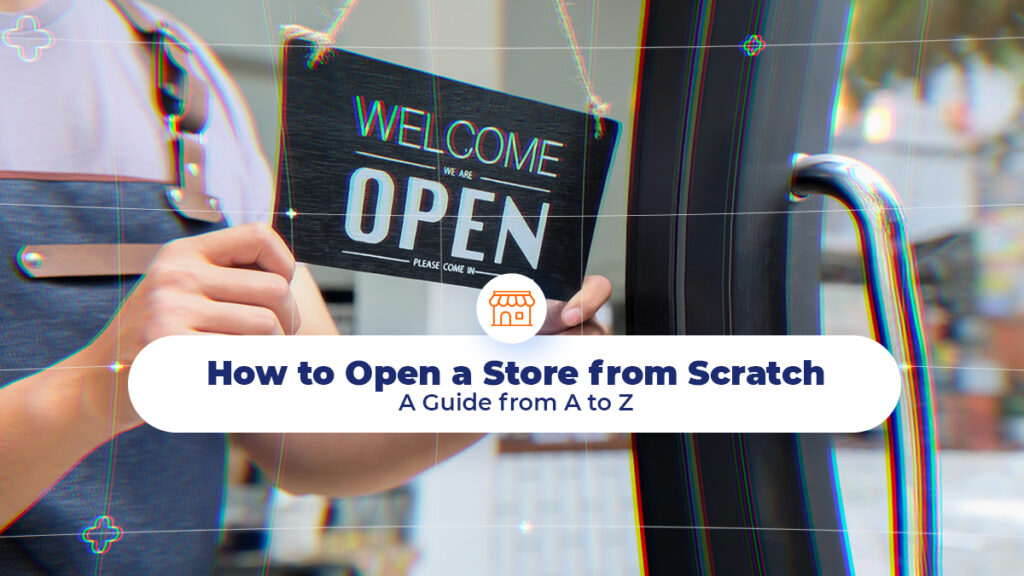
[{"xmin": 274, "ymin": 39, "xmax": 619, "ymax": 301}]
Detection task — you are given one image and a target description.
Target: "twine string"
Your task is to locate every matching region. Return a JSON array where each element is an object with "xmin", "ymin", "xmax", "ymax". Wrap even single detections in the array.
[
  {"xmin": 281, "ymin": 0, "xmax": 609, "ymax": 137},
  {"xmin": 281, "ymin": 0, "xmax": 360, "ymax": 68},
  {"xmin": 551, "ymin": 0, "xmax": 609, "ymax": 138}
]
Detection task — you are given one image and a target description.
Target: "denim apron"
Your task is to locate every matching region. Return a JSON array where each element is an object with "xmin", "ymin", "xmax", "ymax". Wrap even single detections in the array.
[
  {"xmin": 0, "ymin": 180, "xmax": 227, "ymax": 574},
  {"xmin": 1, "ymin": 1, "xmax": 236, "ymax": 572}
]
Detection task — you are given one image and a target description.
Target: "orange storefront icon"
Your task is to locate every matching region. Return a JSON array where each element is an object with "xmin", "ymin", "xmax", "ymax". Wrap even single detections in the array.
[{"xmin": 489, "ymin": 291, "xmax": 536, "ymax": 327}]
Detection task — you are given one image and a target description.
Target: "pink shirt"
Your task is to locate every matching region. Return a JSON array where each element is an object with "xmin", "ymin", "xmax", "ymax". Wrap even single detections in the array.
[{"xmin": 0, "ymin": 0, "xmax": 273, "ymax": 225}]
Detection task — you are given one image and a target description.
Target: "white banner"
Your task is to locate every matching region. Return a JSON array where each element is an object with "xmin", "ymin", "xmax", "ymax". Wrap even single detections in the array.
[{"xmin": 128, "ymin": 335, "xmax": 901, "ymax": 433}]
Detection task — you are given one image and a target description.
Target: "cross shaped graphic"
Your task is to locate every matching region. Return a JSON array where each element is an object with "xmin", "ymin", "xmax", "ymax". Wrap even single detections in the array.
[
  {"xmin": 741, "ymin": 34, "xmax": 767, "ymax": 57},
  {"xmin": 2, "ymin": 15, "xmax": 54, "ymax": 63},
  {"xmin": 79, "ymin": 515, "xmax": 124, "ymax": 555}
]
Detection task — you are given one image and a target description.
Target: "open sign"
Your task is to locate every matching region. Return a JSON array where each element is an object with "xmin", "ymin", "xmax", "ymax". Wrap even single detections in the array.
[{"xmin": 274, "ymin": 40, "xmax": 619, "ymax": 300}]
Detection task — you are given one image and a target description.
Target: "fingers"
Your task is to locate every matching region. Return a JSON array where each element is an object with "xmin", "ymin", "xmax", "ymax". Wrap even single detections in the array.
[
  {"xmin": 561, "ymin": 275, "xmax": 612, "ymax": 326},
  {"xmin": 193, "ymin": 300, "xmax": 287, "ymax": 335},
  {"xmin": 200, "ymin": 267, "xmax": 302, "ymax": 334},
  {"xmin": 132, "ymin": 294, "xmax": 284, "ymax": 346},
  {"xmin": 188, "ymin": 223, "xmax": 296, "ymax": 282},
  {"xmin": 547, "ymin": 318, "xmax": 610, "ymax": 337},
  {"xmin": 541, "ymin": 275, "xmax": 613, "ymax": 334},
  {"xmin": 139, "ymin": 224, "xmax": 302, "ymax": 339}
]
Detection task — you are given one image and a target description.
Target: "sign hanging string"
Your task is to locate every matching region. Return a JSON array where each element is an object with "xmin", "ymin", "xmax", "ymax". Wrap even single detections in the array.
[
  {"xmin": 281, "ymin": 0, "xmax": 360, "ymax": 67},
  {"xmin": 282, "ymin": 0, "xmax": 610, "ymax": 137},
  {"xmin": 551, "ymin": 0, "xmax": 610, "ymax": 139}
]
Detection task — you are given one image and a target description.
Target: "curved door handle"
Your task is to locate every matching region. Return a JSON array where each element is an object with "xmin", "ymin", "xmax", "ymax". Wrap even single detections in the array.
[{"xmin": 792, "ymin": 154, "xmax": 940, "ymax": 576}]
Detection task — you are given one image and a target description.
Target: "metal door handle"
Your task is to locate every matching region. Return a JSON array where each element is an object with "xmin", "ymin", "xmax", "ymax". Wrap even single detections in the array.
[{"xmin": 792, "ymin": 154, "xmax": 940, "ymax": 576}]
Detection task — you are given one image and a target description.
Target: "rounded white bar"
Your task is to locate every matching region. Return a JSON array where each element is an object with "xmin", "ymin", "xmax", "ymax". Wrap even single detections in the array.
[{"xmin": 128, "ymin": 335, "xmax": 900, "ymax": 433}]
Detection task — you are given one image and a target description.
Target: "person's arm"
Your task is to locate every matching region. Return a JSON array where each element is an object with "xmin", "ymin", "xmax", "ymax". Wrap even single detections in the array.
[
  {"xmin": 232, "ymin": 274, "xmax": 613, "ymax": 497},
  {"xmin": 0, "ymin": 224, "xmax": 300, "ymax": 530},
  {"xmin": 233, "ymin": 433, "xmax": 485, "ymax": 497},
  {"xmin": 0, "ymin": 341, "xmax": 126, "ymax": 531}
]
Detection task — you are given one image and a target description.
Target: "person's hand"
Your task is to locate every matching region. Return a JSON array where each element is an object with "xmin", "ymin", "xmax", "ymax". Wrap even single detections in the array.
[
  {"xmin": 539, "ymin": 275, "xmax": 612, "ymax": 336},
  {"xmin": 84, "ymin": 224, "xmax": 301, "ymax": 430}
]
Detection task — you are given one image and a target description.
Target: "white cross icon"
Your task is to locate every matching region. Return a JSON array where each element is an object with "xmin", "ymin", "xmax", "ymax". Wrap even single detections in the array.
[{"xmin": 2, "ymin": 15, "xmax": 54, "ymax": 63}]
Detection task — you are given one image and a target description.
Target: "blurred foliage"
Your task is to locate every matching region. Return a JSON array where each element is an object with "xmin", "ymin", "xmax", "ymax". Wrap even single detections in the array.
[{"xmin": 843, "ymin": 0, "xmax": 1024, "ymax": 107}]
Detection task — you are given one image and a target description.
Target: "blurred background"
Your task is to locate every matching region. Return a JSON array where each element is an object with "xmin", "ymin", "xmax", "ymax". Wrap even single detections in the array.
[
  {"xmin": 825, "ymin": 0, "xmax": 1024, "ymax": 573},
  {"xmin": 149, "ymin": 0, "xmax": 1024, "ymax": 574}
]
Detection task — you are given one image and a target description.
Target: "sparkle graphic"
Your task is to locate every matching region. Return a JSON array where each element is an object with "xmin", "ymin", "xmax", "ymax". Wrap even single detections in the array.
[
  {"xmin": 109, "ymin": 361, "xmax": 124, "ymax": 373},
  {"xmin": 80, "ymin": 515, "xmax": 124, "ymax": 555},
  {"xmin": 741, "ymin": 34, "xmax": 766, "ymax": 57},
  {"xmin": 517, "ymin": 520, "xmax": 534, "ymax": 535},
  {"xmin": 2, "ymin": 15, "xmax": 54, "ymax": 63},
  {"xmin": 285, "ymin": 208, "xmax": 298, "ymax": 219}
]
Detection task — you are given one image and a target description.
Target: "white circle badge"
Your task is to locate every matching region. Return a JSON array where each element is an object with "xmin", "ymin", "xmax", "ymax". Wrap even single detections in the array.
[{"xmin": 476, "ymin": 274, "xmax": 548, "ymax": 344}]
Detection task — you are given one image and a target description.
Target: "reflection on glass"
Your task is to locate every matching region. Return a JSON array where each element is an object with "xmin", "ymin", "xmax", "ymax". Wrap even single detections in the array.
[{"xmin": 829, "ymin": 1, "xmax": 1024, "ymax": 573}]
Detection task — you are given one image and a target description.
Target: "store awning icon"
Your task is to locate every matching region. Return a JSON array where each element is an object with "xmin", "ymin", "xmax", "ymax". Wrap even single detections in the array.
[{"xmin": 489, "ymin": 291, "xmax": 536, "ymax": 327}]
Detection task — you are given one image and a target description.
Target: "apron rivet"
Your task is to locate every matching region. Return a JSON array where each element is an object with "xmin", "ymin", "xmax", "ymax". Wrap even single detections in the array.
[
  {"xmin": 167, "ymin": 188, "xmax": 183, "ymax": 204},
  {"xmin": 187, "ymin": 162, "xmax": 200, "ymax": 177},
  {"xmin": 21, "ymin": 251, "xmax": 43, "ymax": 269}
]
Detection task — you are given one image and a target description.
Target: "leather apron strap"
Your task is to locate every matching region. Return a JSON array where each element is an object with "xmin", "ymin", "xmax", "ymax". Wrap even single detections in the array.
[
  {"xmin": 16, "ymin": 0, "xmax": 224, "ymax": 279},
  {"xmin": 108, "ymin": 0, "xmax": 221, "ymax": 222},
  {"xmin": 17, "ymin": 244, "xmax": 162, "ymax": 278}
]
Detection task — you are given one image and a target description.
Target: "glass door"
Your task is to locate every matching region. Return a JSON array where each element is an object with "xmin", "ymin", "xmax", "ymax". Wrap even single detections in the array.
[{"xmin": 827, "ymin": 1, "xmax": 1024, "ymax": 573}]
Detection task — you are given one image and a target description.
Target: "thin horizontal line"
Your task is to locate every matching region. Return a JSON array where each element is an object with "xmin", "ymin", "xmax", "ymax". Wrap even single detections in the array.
[
  {"xmin": 901, "ymin": 364, "xmax": 1024, "ymax": 373},
  {"xmin": 341, "ymin": 250, "xmax": 409, "ymax": 263},
  {"xmin": 480, "ymin": 177, "xmax": 550, "ymax": 193},
  {"xmin": 0, "ymin": 523, "xmax": 1006, "ymax": 541},
  {"xmin": 355, "ymin": 151, "xmax": 434, "ymax": 170},
  {"xmin": 0, "ymin": 364, "xmax": 131, "ymax": 373},
  {"xmin": 37, "ymin": 34, "xmax": 1024, "ymax": 51},
  {"xmin": 6, "ymin": 201, "xmax": 1024, "ymax": 219},
  {"xmin": 6, "ymin": 361, "xmax": 1024, "ymax": 375},
  {"xmin": 474, "ymin": 271, "xmax": 499, "ymax": 277},
  {"xmin": 0, "ymin": 171, "xmax": 160, "ymax": 183},
  {"xmin": 0, "ymin": 202, "xmax": 221, "ymax": 214}
]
